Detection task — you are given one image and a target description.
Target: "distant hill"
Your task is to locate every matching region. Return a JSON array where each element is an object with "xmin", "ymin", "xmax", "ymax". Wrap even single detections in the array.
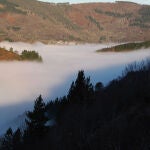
[
  {"xmin": 0, "ymin": 0, "xmax": 150, "ymax": 43},
  {"xmin": 97, "ymin": 41, "xmax": 150, "ymax": 52}
]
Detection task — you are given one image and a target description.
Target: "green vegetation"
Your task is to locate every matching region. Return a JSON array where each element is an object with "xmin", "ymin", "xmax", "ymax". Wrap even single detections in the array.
[
  {"xmin": 105, "ymin": 11, "xmax": 132, "ymax": 18},
  {"xmin": 130, "ymin": 21, "xmax": 150, "ymax": 28},
  {"xmin": 4, "ymin": 38, "xmax": 14, "ymax": 42},
  {"xmin": 94, "ymin": 8, "xmax": 103, "ymax": 14},
  {"xmin": 99, "ymin": 36, "xmax": 106, "ymax": 42},
  {"xmin": 0, "ymin": 31, "xmax": 7, "ymax": 36},
  {"xmin": 0, "ymin": 0, "xmax": 27, "ymax": 14},
  {"xmin": 95, "ymin": 9, "xmax": 132, "ymax": 18},
  {"xmin": 10, "ymin": 0, "xmax": 79, "ymax": 31},
  {"xmin": 12, "ymin": 26, "xmax": 21, "ymax": 31},
  {"xmin": 87, "ymin": 16, "xmax": 103, "ymax": 30},
  {"xmin": 130, "ymin": 17, "xmax": 150, "ymax": 29},
  {"xmin": 97, "ymin": 41, "xmax": 150, "ymax": 52},
  {"xmin": 7, "ymin": 26, "xmax": 21, "ymax": 32},
  {"xmin": 129, "ymin": 6, "xmax": 150, "ymax": 28},
  {"xmin": 59, "ymin": 16, "xmax": 80, "ymax": 31},
  {"xmin": 20, "ymin": 50, "xmax": 42, "ymax": 62},
  {"xmin": 139, "ymin": 6, "xmax": 150, "ymax": 23},
  {"xmin": 51, "ymin": 6, "xmax": 80, "ymax": 31},
  {"xmin": 64, "ymin": 35, "xmax": 81, "ymax": 41},
  {"xmin": 0, "ymin": 47, "xmax": 42, "ymax": 62}
]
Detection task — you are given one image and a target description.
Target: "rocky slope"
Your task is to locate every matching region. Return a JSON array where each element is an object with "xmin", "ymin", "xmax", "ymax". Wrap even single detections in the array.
[{"xmin": 0, "ymin": 0, "xmax": 150, "ymax": 43}]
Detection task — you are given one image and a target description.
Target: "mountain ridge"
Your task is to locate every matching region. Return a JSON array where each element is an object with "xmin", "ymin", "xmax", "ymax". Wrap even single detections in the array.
[{"xmin": 0, "ymin": 0, "xmax": 150, "ymax": 43}]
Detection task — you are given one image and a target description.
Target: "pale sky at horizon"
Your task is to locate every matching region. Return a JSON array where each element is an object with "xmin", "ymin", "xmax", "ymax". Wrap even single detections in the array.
[{"xmin": 39, "ymin": 0, "xmax": 150, "ymax": 5}]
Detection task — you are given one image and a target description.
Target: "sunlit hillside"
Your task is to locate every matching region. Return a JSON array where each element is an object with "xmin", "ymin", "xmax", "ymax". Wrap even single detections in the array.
[{"xmin": 0, "ymin": 0, "xmax": 150, "ymax": 43}]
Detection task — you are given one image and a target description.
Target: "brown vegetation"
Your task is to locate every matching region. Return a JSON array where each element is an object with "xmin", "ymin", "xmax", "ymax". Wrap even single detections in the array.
[
  {"xmin": 0, "ymin": 47, "xmax": 42, "ymax": 61},
  {"xmin": 0, "ymin": 0, "xmax": 150, "ymax": 43},
  {"xmin": 0, "ymin": 47, "xmax": 20, "ymax": 60}
]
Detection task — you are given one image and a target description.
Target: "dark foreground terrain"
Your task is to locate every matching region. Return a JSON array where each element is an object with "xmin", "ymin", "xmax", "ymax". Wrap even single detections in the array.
[{"xmin": 0, "ymin": 59, "xmax": 150, "ymax": 150}]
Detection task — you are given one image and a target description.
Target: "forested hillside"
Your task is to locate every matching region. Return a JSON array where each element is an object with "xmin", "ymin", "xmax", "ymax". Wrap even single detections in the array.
[
  {"xmin": 0, "ymin": 47, "xmax": 42, "ymax": 61},
  {"xmin": 0, "ymin": 0, "xmax": 150, "ymax": 43},
  {"xmin": 0, "ymin": 59, "xmax": 150, "ymax": 150},
  {"xmin": 97, "ymin": 41, "xmax": 150, "ymax": 52}
]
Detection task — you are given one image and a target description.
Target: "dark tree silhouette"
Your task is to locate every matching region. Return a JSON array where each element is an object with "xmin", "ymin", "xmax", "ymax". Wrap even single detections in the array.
[
  {"xmin": 95, "ymin": 82, "xmax": 104, "ymax": 92},
  {"xmin": 24, "ymin": 95, "xmax": 48, "ymax": 142},
  {"xmin": 1, "ymin": 60, "xmax": 150, "ymax": 150},
  {"xmin": 1, "ymin": 128, "xmax": 13, "ymax": 150},
  {"xmin": 67, "ymin": 70, "xmax": 94, "ymax": 103},
  {"xmin": 12, "ymin": 129, "xmax": 22, "ymax": 150}
]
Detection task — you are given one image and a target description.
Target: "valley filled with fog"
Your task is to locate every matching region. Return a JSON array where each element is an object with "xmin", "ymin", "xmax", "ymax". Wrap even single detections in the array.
[{"xmin": 0, "ymin": 41, "xmax": 150, "ymax": 133}]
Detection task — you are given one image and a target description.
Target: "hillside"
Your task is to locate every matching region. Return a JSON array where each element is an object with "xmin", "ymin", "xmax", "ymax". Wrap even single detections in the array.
[
  {"xmin": 0, "ymin": 0, "xmax": 150, "ymax": 43},
  {"xmin": 0, "ymin": 47, "xmax": 20, "ymax": 60},
  {"xmin": 0, "ymin": 47, "xmax": 42, "ymax": 61},
  {"xmin": 0, "ymin": 60, "xmax": 150, "ymax": 150},
  {"xmin": 97, "ymin": 41, "xmax": 150, "ymax": 52}
]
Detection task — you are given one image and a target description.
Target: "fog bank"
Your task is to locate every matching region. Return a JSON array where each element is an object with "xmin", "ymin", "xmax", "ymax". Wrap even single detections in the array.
[{"xmin": 0, "ymin": 41, "xmax": 149, "ymax": 132}]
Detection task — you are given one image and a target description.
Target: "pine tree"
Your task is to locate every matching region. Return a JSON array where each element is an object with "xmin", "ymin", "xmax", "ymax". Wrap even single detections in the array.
[
  {"xmin": 1, "ymin": 128, "xmax": 13, "ymax": 150},
  {"xmin": 95, "ymin": 82, "xmax": 104, "ymax": 92},
  {"xmin": 67, "ymin": 70, "xmax": 94, "ymax": 103},
  {"xmin": 12, "ymin": 129, "xmax": 22, "ymax": 150},
  {"xmin": 24, "ymin": 95, "xmax": 48, "ymax": 142}
]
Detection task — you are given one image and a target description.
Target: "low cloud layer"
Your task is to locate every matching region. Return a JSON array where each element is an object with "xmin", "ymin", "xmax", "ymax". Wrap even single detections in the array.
[{"xmin": 0, "ymin": 41, "xmax": 149, "ymax": 131}]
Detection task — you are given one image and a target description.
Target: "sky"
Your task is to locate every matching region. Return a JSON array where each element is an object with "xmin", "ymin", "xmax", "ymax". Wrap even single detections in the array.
[{"xmin": 39, "ymin": 0, "xmax": 150, "ymax": 5}]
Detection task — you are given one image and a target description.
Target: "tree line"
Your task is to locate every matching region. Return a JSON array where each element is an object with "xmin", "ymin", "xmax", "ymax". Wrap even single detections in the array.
[
  {"xmin": 97, "ymin": 41, "xmax": 150, "ymax": 52},
  {"xmin": 0, "ymin": 59, "xmax": 150, "ymax": 150}
]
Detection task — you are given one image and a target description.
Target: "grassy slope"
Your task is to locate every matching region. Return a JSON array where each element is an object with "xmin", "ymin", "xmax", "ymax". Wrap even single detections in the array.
[
  {"xmin": 0, "ymin": 47, "xmax": 42, "ymax": 61},
  {"xmin": 0, "ymin": 47, "xmax": 20, "ymax": 60},
  {"xmin": 97, "ymin": 41, "xmax": 150, "ymax": 52},
  {"xmin": 0, "ymin": 0, "xmax": 149, "ymax": 43}
]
